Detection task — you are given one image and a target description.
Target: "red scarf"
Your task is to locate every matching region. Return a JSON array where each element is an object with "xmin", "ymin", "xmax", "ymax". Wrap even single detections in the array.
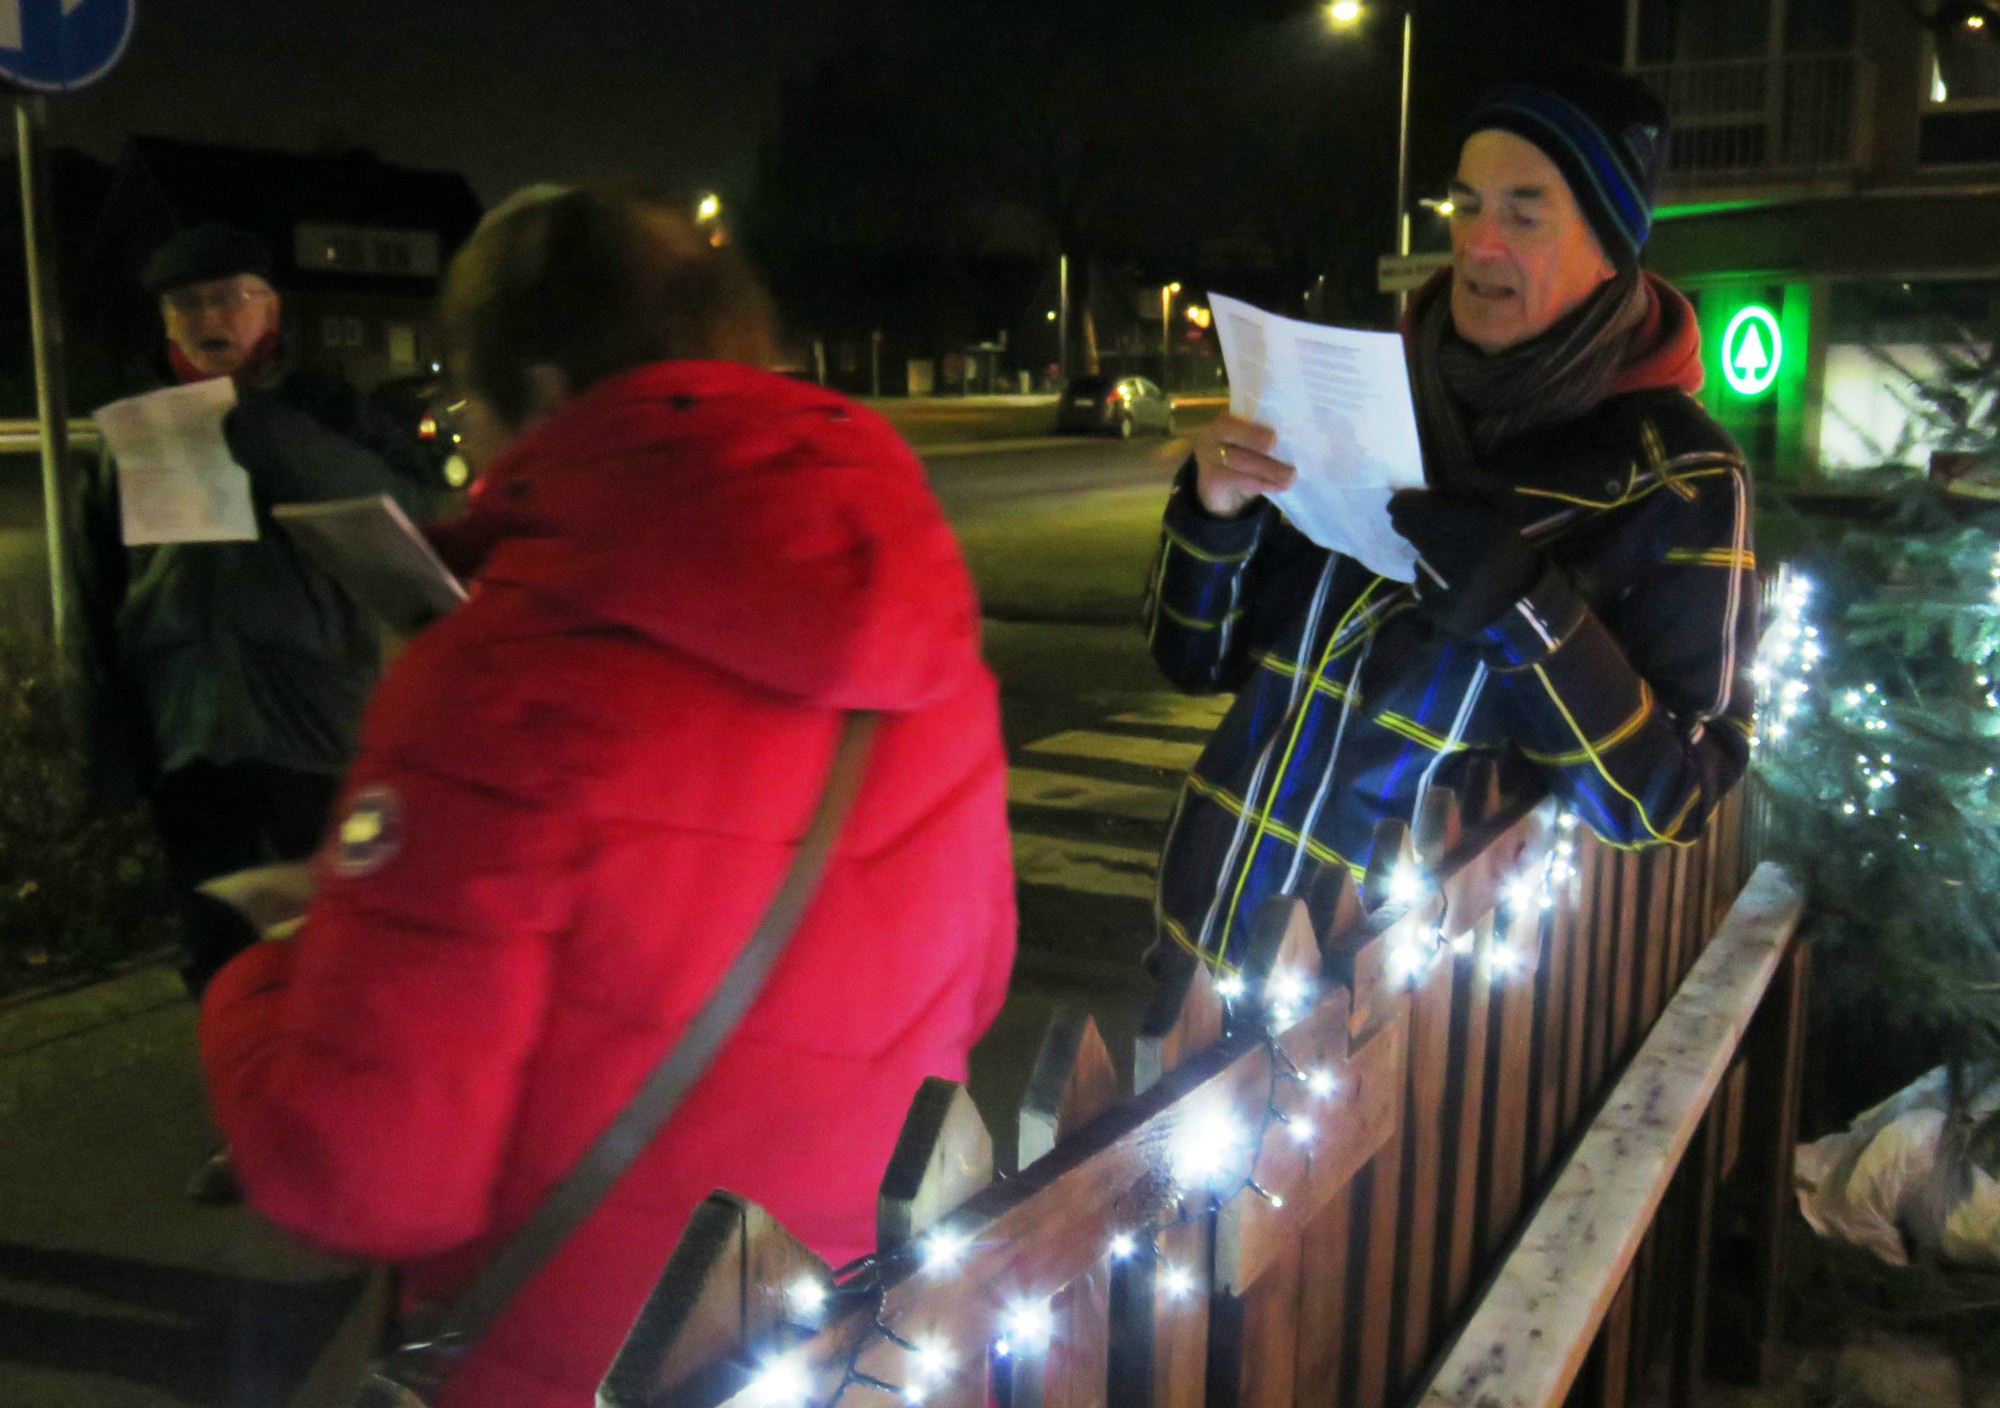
[{"xmin": 168, "ymin": 329, "xmax": 283, "ymax": 387}]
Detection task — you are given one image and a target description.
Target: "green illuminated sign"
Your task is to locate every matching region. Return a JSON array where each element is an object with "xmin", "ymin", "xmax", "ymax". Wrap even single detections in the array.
[{"xmin": 1721, "ymin": 305, "xmax": 1782, "ymax": 396}]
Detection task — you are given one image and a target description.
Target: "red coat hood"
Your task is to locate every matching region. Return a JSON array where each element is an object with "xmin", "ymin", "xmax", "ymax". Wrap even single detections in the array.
[{"xmin": 452, "ymin": 360, "xmax": 982, "ymax": 712}]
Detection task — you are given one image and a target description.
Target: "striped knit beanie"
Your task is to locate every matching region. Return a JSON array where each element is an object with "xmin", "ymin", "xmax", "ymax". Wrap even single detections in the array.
[{"xmin": 1460, "ymin": 65, "xmax": 1669, "ymax": 270}]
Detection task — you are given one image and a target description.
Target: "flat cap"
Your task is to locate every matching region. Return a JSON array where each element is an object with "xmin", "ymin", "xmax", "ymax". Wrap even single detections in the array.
[{"xmin": 140, "ymin": 224, "xmax": 275, "ymax": 295}]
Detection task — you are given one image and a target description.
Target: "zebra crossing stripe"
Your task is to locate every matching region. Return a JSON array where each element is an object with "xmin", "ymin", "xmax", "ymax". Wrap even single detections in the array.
[
  {"xmin": 1010, "ymin": 833, "xmax": 1158, "ymax": 900},
  {"xmin": 1007, "ymin": 767, "xmax": 1176, "ymax": 822},
  {"xmin": 1023, "ymin": 730, "xmax": 1204, "ymax": 772},
  {"xmin": 1104, "ymin": 695, "xmax": 1232, "ymax": 729}
]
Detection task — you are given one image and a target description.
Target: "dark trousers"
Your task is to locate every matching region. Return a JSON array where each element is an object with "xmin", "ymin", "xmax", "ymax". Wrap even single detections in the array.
[{"xmin": 149, "ymin": 760, "xmax": 340, "ymax": 997}]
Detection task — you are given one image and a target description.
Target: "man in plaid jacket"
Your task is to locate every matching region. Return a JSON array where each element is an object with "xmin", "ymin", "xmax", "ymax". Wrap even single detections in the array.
[{"xmin": 1147, "ymin": 64, "xmax": 1756, "ymax": 969}]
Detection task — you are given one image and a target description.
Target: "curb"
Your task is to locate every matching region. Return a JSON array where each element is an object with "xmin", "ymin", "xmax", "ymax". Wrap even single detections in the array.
[
  {"xmin": 0, "ymin": 956, "xmax": 185, "ymax": 1060},
  {"xmin": 918, "ymin": 436, "xmax": 1088, "ymax": 459}
]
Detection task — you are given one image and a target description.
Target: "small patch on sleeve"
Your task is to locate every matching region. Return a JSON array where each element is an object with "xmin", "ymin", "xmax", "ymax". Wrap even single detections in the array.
[{"xmin": 332, "ymin": 785, "xmax": 404, "ymax": 879}]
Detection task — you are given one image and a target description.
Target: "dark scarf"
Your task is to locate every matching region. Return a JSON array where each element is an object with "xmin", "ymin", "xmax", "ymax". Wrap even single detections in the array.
[{"xmin": 1408, "ymin": 268, "xmax": 1650, "ymax": 493}]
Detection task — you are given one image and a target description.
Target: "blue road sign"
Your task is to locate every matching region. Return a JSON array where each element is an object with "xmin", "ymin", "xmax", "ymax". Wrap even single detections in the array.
[{"xmin": 0, "ymin": 0, "xmax": 134, "ymax": 93}]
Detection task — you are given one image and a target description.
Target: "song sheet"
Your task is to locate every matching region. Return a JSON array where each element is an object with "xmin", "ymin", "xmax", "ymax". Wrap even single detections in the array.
[
  {"xmin": 93, "ymin": 378, "xmax": 260, "ymax": 547},
  {"xmin": 1207, "ymin": 293, "xmax": 1426, "ymax": 581}
]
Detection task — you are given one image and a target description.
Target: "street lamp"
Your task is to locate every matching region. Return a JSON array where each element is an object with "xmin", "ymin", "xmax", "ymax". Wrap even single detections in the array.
[
  {"xmin": 1160, "ymin": 282, "xmax": 1181, "ymax": 388},
  {"xmin": 1326, "ymin": 4, "xmax": 1417, "ymax": 306},
  {"xmin": 694, "ymin": 193, "xmax": 725, "ymax": 247}
]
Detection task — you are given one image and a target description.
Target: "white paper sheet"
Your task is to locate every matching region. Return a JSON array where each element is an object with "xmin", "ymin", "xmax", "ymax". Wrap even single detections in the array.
[
  {"xmin": 1207, "ymin": 293, "xmax": 1426, "ymax": 581},
  {"xmin": 93, "ymin": 378, "xmax": 259, "ymax": 547}
]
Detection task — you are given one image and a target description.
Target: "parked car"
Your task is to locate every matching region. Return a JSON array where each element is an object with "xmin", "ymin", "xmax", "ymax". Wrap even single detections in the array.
[
  {"xmin": 1055, "ymin": 375, "xmax": 1175, "ymax": 438},
  {"xmin": 372, "ymin": 373, "xmax": 474, "ymax": 492}
]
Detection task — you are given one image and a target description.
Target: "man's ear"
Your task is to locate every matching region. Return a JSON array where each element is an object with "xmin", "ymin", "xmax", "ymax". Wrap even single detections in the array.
[{"xmin": 523, "ymin": 364, "xmax": 572, "ymax": 422}]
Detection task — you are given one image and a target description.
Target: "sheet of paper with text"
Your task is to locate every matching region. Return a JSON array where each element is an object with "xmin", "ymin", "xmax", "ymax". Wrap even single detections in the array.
[
  {"xmin": 93, "ymin": 378, "xmax": 259, "ymax": 547},
  {"xmin": 1207, "ymin": 292, "xmax": 1426, "ymax": 581}
]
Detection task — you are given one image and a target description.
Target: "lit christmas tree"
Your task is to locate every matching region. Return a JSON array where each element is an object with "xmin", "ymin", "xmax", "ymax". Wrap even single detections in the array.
[{"xmin": 1753, "ymin": 482, "xmax": 2000, "ymax": 1122}]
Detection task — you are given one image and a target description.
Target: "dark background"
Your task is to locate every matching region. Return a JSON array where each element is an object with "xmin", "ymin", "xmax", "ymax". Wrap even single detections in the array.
[{"xmin": 1, "ymin": 0, "xmax": 1627, "ymax": 401}]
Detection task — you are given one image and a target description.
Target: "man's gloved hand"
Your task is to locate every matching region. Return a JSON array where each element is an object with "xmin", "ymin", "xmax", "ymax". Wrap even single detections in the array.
[{"xmin": 1387, "ymin": 490, "xmax": 1543, "ymax": 638}]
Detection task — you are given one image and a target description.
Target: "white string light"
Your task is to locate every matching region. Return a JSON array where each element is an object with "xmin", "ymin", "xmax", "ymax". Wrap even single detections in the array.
[
  {"xmin": 919, "ymin": 1228, "xmax": 969, "ymax": 1274},
  {"xmin": 1172, "ymin": 1103, "xmax": 1247, "ymax": 1187},
  {"xmin": 746, "ymin": 1351, "xmax": 812, "ymax": 1407},
  {"xmin": 786, "ymin": 1276, "xmax": 829, "ymax": 1325},
  {"xmin": 997, "ymin": 1299, "xmax": 1053, "ymax": 1358},
  {"xmin": 725, "ymin": 813, "xmax": 1587, "ymax": 1406}
]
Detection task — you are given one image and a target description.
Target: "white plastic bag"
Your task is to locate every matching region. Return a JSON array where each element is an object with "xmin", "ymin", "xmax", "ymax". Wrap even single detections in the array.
[{"xmin": 1795, "ymin": 1067, "xmax": 2000, "ymax": 1268}]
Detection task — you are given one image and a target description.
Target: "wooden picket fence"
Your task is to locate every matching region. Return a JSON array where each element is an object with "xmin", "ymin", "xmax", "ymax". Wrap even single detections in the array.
[{"xmin": 596, "ymin": 777, "xmax": 1806, "ymax": 1408}]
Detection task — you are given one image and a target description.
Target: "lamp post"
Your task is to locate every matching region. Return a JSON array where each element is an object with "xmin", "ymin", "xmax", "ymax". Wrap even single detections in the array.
[
  {"xmin": 1327, "ymin": 3, "xmax": 1417, "ymax": 311},
  {"xmin": 1160, "ymin": 281, "xmax": 1181, "ymax": 389}
]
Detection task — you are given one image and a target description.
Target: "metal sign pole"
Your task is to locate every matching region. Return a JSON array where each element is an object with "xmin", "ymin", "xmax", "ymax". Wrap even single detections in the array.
[{"xmin": 15, "ymin": 92, "xmax": 73, "ymax": 659}]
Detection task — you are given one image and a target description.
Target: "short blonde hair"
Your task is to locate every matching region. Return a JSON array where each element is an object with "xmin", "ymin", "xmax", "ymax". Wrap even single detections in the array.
[{"xmin": 441, "ymin": 186, "xmax": 777, "ymax": 425}]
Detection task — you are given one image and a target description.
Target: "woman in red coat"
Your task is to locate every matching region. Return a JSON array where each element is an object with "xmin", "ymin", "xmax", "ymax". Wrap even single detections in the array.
[{"xmin": 198, "ymin": 188, "xmax": 1017, "ymax": 1408}]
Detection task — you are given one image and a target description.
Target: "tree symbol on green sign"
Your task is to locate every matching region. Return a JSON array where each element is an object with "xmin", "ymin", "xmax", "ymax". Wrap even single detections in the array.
[{"xmin": 1722, "ymin": 306, "xmax": 1782, "ymax": 396}]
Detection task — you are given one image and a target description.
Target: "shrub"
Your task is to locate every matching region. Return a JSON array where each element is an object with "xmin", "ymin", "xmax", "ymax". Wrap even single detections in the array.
[{"xmin": 0, "ymin": 594, "xmax": 172, "ymax": 995}]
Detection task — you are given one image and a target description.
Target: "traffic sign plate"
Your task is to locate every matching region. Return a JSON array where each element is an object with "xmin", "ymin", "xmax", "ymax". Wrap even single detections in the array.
[{"xmin": 0, "ymin": 0, "xmax": 134, "ymax": 93}]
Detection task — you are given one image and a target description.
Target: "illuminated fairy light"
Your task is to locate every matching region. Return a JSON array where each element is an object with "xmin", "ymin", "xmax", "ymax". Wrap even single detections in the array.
[
  {"xmin": 999, "ymin": 1299, "xmax": 1053, "ymax": 1357},
  {"xmin": 1387, "ymin": 930, "xmax": 1436, "ymax": 986},
  {"xmin": 747, "ymin": 1351, "xmax": 812, "ymax": 1406},
  {"xmin": 1267, "ymin": 968, "xmax": 1309, "ymax": 1010},
  {"xmin": 786, "ymin": 1276, "xmax": 828, "ymax": 1320},
  {"xmin": 1289, "ymin": 1116, "xmax": 1317, "ymax": 1144},
  {"xmin": 1108, "ymin": 1233, "xmax": 1138, "ymax": 1261},
  {"xmin": 1486, "ymin": 942, "xmax": 1525, "ymax": 978},
  {"xmin": 1173, "ymin": 1104, "xmax": 1247, "ymax": 1187},
  {"xmin": 920, "ymin": 1227, "xmax": 970, "ymax": 1274},
  {"xmin": 1305, "ymin": 1066, "xmax": 1337, "ymax": 1099},
  {"xmin": 1215, "ymin": 973, "xmax": 1246, "ymax": 1000},
  {"xmin": 904, "ymin": 1336, "xmax": 956, "ymax": 1400},
  {"xmin": 1266, "ymin": 967, "xmax": 1312, "ymax": 1027},
  {"xmin": 1448, "ymin": 930, "xmax": 1475, "ymax": 955},
  {"xmin": 1160, "ymin": 1264, "xmax": 1199, "ymax": 1299},
  {"xmin": 1388, "ymin": 861, "xmax": 1426, "ymax": 906}
]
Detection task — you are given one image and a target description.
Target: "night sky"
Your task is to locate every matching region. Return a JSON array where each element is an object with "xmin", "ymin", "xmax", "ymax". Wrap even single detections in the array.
[
  {"xmin": 46, "ymin": 0, "xmax": 1623, "ymax": 210},
  {"xmin": 50, "ymin": 0, "xmax": 842, "ymax": 204}
]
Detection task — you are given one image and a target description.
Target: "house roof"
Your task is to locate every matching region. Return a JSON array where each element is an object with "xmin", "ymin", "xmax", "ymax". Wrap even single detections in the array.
[{"xmin": 112, "ymin": 135, "xmax": 484, "ymax": 291}]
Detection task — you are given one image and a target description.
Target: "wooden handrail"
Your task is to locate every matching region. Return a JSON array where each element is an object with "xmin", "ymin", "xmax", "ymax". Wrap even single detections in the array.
[{"xmin": 1417, "ymin": 862, "xmax": 1803, "ymax": 1408}]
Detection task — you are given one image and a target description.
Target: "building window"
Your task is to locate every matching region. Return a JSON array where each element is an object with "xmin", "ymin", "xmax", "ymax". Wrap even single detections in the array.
[
  {"xmin": 1928, "ymin": 22, "xmax": 2000, "ymax": 106},
  {"xmin": 1818, "ymin": 278, "xmax": 1999, "ymax": 476},
  {"xmin": 387, "ymin": 323, "xmax": 418, "ymax": 369},
  {"xmin": 322, "ymin": 314, "xmax": 367, "ymax": 350},
  {"xmin": 295, "ymin": 223, "xmax": 441, "ymax": 277}
]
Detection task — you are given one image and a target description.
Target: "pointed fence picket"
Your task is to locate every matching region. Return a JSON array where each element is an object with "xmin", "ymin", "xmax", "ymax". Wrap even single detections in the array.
[{"xmin": 597, "ymin": 780, "xmax": 1804, "ymax": 1408}]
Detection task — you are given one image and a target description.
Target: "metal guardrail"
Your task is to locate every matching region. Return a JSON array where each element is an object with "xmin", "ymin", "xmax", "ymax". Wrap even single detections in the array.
[
  {"xmin": 0, "ymin": 418, "xmax": 101, "ymax": 455},
  {"xmin": 1635, "ymin": 50, "xmax": 1863, "ymax": 184}
]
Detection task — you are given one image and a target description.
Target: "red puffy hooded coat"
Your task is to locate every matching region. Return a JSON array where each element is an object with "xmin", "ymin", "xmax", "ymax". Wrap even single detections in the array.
[{"xmin": 199, "ymin": 360, "xmax": 1017, "ymax": 1408}]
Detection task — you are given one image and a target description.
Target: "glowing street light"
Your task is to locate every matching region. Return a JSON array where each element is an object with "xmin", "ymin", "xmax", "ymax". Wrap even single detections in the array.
[
  {"xmin": 1326, "ymin": 2, "xmax": 1416, "ymax": 306},
  {"xmin": 1160, "ymin": 282, "xmax": 1182, "ymax": 387},
  {"xmin": 696, "ymin": 193, "xmax": 722, "ymax": 222}
]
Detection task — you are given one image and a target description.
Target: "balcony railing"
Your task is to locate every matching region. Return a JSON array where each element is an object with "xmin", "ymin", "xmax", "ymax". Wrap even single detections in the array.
[{"xmin": 1635, "ymin": 51, "xmax": 1865, "ymax": 187}]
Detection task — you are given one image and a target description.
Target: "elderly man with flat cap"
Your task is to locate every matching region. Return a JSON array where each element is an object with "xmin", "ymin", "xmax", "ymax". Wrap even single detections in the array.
[
  {"xmin": 74, "ymin": 225, "xmax": 427, "ymax": 999},
  {"xmin": 1147, "ymin": 64, "xmax": 1757, "ymax": 970}
]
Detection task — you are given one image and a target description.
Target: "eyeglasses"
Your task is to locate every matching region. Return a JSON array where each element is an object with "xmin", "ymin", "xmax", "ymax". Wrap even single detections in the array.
[{"xmin": 162, "ymin": 284, "xmax": 274, "ymax": 317}]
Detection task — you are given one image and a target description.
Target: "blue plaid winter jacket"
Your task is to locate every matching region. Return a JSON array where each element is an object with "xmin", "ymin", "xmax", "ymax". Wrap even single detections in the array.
[{"xmin": 1146, "ymin": 384, "xmax": 1757, "ymax": 968}]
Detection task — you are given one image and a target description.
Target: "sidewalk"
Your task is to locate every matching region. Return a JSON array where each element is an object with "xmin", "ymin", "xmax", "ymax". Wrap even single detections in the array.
[
  {"xmin": 0, "ymin": 947, "xmax": 1143, "ymax": 1405},
  {"xmin": 0, "ymin": 965, "xmax": 363, "ymax": 1408}
]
